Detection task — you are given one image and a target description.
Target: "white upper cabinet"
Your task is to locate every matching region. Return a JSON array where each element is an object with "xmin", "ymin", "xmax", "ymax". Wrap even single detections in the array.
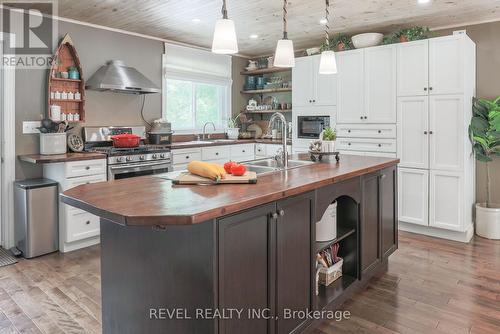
[
  {"xmin": 337, "ymin": 49, "xmax": 365, "ymax": 123},
  {"xmin": 397, "ymin": 96, "xmax": 429, "ymax": 169},
  {"xmin": 397, "ymin": 40, "xmax": 429, "ymax": 97},
  {"xmin": 292, "ymin": 56, "xmax": 314, "ymax": 107},
  {"xmin": 429, "ymin": 36, "xmax": 464, "ymax": 95},
  {"xmin": 364, "ymin": 45, "xmax": 397, "ymax": 123},
  {"xmin": 292, "ymin": 55, "xmax": 337, "ymax": 107},
  {"xmin": 429, "ymin": 95, "xmax": 464, "ymax": 172},
  {"xmin": 312, "ymin": 55, "xmax": 338, "ymax": 106}
]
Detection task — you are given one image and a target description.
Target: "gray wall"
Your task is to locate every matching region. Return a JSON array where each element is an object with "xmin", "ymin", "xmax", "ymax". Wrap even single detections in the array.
[{"xmin": 436, "ymin": 22, "xmax": 500, "ymax": 205}]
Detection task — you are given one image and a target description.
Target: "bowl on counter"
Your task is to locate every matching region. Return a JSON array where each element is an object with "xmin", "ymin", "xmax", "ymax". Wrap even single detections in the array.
[{"xmin": 351, "ymin": 33, "xmax": 384, "ymax": 49}]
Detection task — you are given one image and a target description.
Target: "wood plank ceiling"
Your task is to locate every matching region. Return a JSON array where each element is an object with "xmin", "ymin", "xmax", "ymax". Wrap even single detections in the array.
[{"xmin": 53, "ymin": 0, "xmax": 500, "ymax": 56}]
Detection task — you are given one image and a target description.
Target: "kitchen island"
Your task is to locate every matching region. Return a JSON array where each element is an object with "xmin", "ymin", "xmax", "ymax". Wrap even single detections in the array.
[{"xmin": 61, "ymin": 155, "xmax": 399, "ymax": 334}]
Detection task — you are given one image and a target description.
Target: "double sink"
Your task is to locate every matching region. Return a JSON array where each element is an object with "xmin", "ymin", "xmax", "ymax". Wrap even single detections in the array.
[{"xmin": 242, "ymin": 158, "xmax": 315, "ymax": 175}]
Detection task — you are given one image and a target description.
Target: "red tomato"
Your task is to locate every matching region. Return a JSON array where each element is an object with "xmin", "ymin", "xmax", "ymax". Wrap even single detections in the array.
[
  {"xmin": 230, "ymin": 164, "xmax": 247, "ymax": 176},
  {"xmin": 224, "ymin": 161, "xmax": 237, "ymax": 174}
]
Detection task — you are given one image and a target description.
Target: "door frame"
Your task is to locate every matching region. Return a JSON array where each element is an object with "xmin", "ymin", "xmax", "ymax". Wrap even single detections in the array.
[{"xmin": 0, "ymin": 33, "xmax": 16, "ymax": 248}]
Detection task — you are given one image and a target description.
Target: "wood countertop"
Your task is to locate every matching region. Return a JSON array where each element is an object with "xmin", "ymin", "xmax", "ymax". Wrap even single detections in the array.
[
  {"xmin": 61, "ymin": 155, "xmax": 399, "ymax": 226},
  {"xmin": 19, "ymin": 152, "xmax": 106, "ymax": 164},
  {"xmin": 170, "ymin": 138, "xmax": 292, "ymax": 149}
]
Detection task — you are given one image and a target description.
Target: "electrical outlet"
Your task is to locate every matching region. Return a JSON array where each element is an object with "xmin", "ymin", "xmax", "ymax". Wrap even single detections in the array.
[{"xmin": 23, "ymin": 121, "xmax": 41, "ymax": 134}]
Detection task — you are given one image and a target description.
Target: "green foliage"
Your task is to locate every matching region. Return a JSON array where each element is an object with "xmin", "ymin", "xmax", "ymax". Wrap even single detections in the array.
[
  {"xmin": 320, "ymin": 34, "xmax": 354, "ymax": 52},
  {"xmin": 469, "ymin": 97, "xmax": 500, "ymax": 162},
  {"xmin": 322, "ymin": 127, "xmax": 337, "ymax": 141},
  {"xmin": 227, "ymin": 113, "xmax": 241, "ymax": 128},
  {"xmin": 382, "ymin": 26, "xmax": 432, "ymax": 45}
]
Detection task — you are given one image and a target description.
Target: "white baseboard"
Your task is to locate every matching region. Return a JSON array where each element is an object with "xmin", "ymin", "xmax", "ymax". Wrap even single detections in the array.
[
  {"xmin": 60, "ymin": 236, "xmax": 100, "ymax": 253},
  {"xmin": 399, "ymin": 221, "xmax": 474, "ymax": 243}
]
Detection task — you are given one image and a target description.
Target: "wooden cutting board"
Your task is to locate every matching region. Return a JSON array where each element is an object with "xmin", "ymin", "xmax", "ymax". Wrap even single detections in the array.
[{"xmin": 172, "ymin": 171, "xmax": 258, "ymax": 185}]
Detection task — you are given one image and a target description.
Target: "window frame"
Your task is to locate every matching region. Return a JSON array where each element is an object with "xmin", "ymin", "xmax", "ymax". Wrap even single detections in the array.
[{"xmin": 162, "ymin": 70, "xmax": 232, "ymax": 134}]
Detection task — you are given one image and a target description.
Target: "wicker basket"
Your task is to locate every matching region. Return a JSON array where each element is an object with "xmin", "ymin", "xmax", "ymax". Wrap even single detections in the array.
[{"xmin": 318, "ymin": 258, "xmax": 343, "ymax": 286}]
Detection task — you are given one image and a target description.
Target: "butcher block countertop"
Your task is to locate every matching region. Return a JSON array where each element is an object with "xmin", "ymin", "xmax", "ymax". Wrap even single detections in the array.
[
  {"xmin": 19, "ymin": 152, "xmax": 106, "ymax": 164},
  {"xmin": 61, "ymin": 155, "xmax": 399, "ymax": 226}
]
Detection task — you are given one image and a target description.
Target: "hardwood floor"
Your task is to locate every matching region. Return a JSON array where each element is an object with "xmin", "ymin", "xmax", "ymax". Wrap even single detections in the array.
[{"xmin": 0, "ymin": 232, "xmax": 498, "ymax": 333}]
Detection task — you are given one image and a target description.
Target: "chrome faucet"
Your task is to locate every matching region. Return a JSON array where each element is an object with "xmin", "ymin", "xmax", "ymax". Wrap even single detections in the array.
[
  {"xmin": 268, "ymin": 112, "xmax": 288, "ymax": 168},
  {"xmin": 202, "ymin": 122, "xmax": 216, "ymax": 140}
]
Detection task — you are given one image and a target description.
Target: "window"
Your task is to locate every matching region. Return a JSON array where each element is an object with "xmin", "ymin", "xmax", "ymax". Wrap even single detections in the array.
[
  {"xmin": 162, "ymin": 43, "xmax": 232, "ymax": 133},
  {"xmin": 165, "ymin": 78, "xmax": 229, "ymax": 131}
]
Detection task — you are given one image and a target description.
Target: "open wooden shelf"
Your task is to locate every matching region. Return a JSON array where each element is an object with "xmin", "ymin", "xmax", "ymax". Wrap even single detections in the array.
[
  {"xmin": 240, "ymin": 67, "xmax": 291, "ymax": 76},
  {"xmin": 241, "ymin": 87, "xmax": 292, "ymax": 94},
  {"xmin": 315, "ymin": 275, "xmax": 356, "ymax": 311},
  {"xmin": 51, "ymin": 77, "xmax": 82, "ymax": 83},
  {"xmin": 242, "ymin": 109, "xmax": 292, "ymax": 114},
  {"xmin": 315, "ymin": 227, "xmax": 356, "ymax": 253}
]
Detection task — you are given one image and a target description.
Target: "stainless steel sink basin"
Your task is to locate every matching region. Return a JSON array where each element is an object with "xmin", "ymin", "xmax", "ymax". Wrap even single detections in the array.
[
  {"xmin": 210, "ymin": 139, "xmax": 237, "ymax": 143},
  {"xmin": 247, "ymin": 159, "xmax": 315, "ymax": 169},
  {"xmin": 243, "ymin": 165, "xmax": 279, "ymax": 175}
]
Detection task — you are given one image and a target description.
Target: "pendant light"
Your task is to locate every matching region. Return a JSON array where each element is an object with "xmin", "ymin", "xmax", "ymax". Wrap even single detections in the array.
[
  {"xmin": 318, "ymin": 0, "xmax": 338, "ymax": 74},
  {"xmin": 212, "ymin": 0, "xmax": 238, "ymax": 54},
  {"xmin": 274, "ymin": 0, "xmax": 295, "ymax": 68}
]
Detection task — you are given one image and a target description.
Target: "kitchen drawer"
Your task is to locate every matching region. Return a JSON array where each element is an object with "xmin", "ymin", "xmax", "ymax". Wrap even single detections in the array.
[
  {"xmin": 337, "ymin": 124, "xmax": 397, "ymax": 139},
  {"xmin": 65, "ymin": 159, "xmax": 106, "ymax": 178},
  {"xmin": 202, "ymin": 146, "xmax": 230, "ymax": 161},
  {"xmin": 255, "ymin": 144, "xmax": 266, "ymax": 157},
  {"xmin": 230, "ymin": 144, "xmax": 255, "ymax": 160},
  {"xmin": 62, "ymin": 173, "xmax": 107, "ymax": 191},
  {"xmin": 336, "ymin": 138, "xmax": 396, "ymax": 153},
  {"xmin": 65, "ymin": 208, "xmax": 100, "ymax": 242},
  {"xmin": 173, "ymin": 150, "xmax": 202, "ymax": 165}
]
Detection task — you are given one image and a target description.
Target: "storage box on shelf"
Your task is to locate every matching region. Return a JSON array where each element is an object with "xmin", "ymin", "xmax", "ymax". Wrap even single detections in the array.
[
  {"xmin": 397, "ymin": 34, "xmax": 476, "ymax": 242},
  {"xmin": 43, "ymin": 159, "xmax": 106, "ymax": 252},
  {"xmin": 48, "ymin": 34, "xmax": 85, "ymax": 123}
]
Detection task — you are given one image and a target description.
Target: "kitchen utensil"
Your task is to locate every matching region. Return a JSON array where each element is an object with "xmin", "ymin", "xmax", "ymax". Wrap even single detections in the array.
[
  {"xmin": 351, "ymin": 33, "xmax": 384, "ymax": 48},
  {"xmin": 67, "ymin": 134, "xmax": 84, "ymax": 152},
  {"xmin": 111, "ymin": 134, "xmax": 141, "ymax": 148},
  {"xmin": 172, "ymin": 171, "xmax": 258, "ymax": 185}
]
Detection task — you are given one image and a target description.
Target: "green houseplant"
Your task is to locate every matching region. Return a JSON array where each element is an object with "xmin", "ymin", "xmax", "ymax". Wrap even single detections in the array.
[
  {"xmin": 320, "ymin": 127, "xmax": 337, "ymax": 152},
  {"xmin": 383, "ymin": 26, "xmax": 431, "ymax": 45},
  {"xmin": 320, "ymin": 34, "xmax": 354, "ymax": 52},
  {"xmin": 226, "ymin": 113, "xmax": 242, "ymax": 140},
  {"xmin": 470, "ymin": 97, "xmax": 500, "ymax": 239}
]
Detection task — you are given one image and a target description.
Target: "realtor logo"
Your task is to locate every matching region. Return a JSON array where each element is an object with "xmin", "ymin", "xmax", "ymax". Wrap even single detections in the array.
[{"xmin": 1, "ymin": 0, "xmax": 57, "ymax": 68}]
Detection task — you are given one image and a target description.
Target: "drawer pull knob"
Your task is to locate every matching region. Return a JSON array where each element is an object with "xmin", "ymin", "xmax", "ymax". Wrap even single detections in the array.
[
  {"xmin": 85, "ymin": 221, "xmax": 90, "ymax": 225},
  {"xmin": 348, "ymin": 130, "xmax": 351, "ymax": 133},
  {"xmin": 360, "ymin": 116, "xmax": 363, "ymax": 120},
  {"xmin": 215, "ymin": 152, "xmax": 219, "ymax": 155},
  {"xmin": 364, "ymin": 116, "xmax": 368, "ymax": 119},
  {"xmin": 242, "ymin": 150, "xmax": 246, "ymax": 153},
  {"xmin": 348, "ymin": 143, "xmax": 351, "ymax": 146},
  {"xmin": 279, "ymin": 209, "xmax": 285, "ymax": 216},
  {"xmin": 378, "ymin": 130, "xmax": 381, "ymax": 133},
  {"xmin": 85, "ymin": 166, "xmax": 90, "ymax": 170},
  {"xmin": 186, "ymin": 156, "xmax": 190, "ymax": 159},
  {"xmin": 378, "ymin": 144, "xmax": 382, "ymax": 147}
]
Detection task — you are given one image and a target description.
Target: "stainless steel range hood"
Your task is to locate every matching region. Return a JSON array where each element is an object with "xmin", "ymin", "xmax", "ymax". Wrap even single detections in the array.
[{"xmin": 85, "ymin": 60, "xmax": 160, "ymax": 94}]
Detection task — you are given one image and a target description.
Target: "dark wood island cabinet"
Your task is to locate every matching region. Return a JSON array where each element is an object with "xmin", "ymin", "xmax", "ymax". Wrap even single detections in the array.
[{"xmin": 61, "ymin": 155, "xmax": 399, "ymax": 334}]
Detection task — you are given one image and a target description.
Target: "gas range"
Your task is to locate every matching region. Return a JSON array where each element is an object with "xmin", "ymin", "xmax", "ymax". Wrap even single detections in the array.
[{"xmin": 83, "ymin": 126, "xmax": 173, "ymax": 180}]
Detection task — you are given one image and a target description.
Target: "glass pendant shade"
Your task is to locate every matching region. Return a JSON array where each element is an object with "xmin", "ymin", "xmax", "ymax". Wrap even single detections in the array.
[
  {"xmin": 273, "ymin": 39, "xmax": 295, "ymax": 68},
  {"xmin": 318, "ymin": 50, "xmax": 338, "ymax": 74},
  {"xmin": 212, "ymin": 18, "xmax": 238, "ymax": 54}
]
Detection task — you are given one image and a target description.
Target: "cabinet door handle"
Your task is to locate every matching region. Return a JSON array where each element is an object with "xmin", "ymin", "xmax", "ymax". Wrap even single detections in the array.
[
  {"xmin": 279, "ymin": 210, "xmax": 285, "ymax": 216},
  {"xmin": 271, "ymin": 212, "xmax": 279, "ymax": 220},
  {"xmin": 215, "ymin": 152, "xmax": 219, "ymax": 156},
  {"xmin": 380, "ymin": 174, "xmax": 387, "ymax": 179},
  {"xmin": 378, "ymin": 130, "xmax": 381, "ymax": 134},
  {"xmin": 242, "ymin": 150, "xmax": 246, "ymax": 153},
  {"xmin": 364, "ymin": 116, "xmax": 368, "ymax": 119},
  {"xmin": 85, "ymin": 220, "xmax": 90, "ymax": 225},
  {"xmin": 378, "ymin": 144, "xmax": 382, "ymax": 147},
  {"xmin": 360, "ymin": 116, "xmax": 363, "ymax": 120},
  {"xmin": 185, "ymin": 155, "xmax": 190, "ymax": 159},
  {"xmin": 424, "ymin": 131, "xmax": 428, "ymax": 135},
  {"xmin": 429, "ymin": 87, "xmax": 433, "ymax": 91},
  {"xmin": 85, "ymin": 166, "xmax": 90, "ymax": 170},
  {"xmin": 347, "ymin": 130, "xmax": 351, "ymax": 133},
  {"xmin": 429, "ymin": 131, "xmax": 434, "ymax": 134},
  {"xmin": 312, "ymin": 100, "xmax": 316, "ymax": 103},
  {"xmin": 309, "ymin": 100, "xmax": 312, "ymax": 103},
  {"xmin": 424, "ymin": 87, "xmax": 428, "ymax": 91},
  {"xmin": 348, "ymin": 143, "xmax": 351, "ymax": 146}
]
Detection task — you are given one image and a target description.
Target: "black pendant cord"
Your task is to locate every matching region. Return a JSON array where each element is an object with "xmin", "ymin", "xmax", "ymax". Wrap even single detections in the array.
[
  {"xmin": 221, "ymin": 0, "xmax": 228, "ymax": 19},
  {"xmin": 324, "ymin": 0, "xmax": 330, "ymax": 47},
  {"xmin": 283, "ymin": 0, "xmax": 288, "ymax": 40}
]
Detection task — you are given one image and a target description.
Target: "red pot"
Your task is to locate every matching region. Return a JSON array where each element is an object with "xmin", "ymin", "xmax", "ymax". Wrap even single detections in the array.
[{"xmin": 111, "ymin": 134, "xmax": 141, "ymax": 148}]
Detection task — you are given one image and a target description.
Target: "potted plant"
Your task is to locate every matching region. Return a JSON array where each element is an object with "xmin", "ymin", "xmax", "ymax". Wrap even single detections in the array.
[
  {"xmin": 470, "ymin": 97, "xmax": 500, "ymax": 239},
  {"xmin": 226, "ymin": 113, "xmax": 241, "ymax": 140},
  {"xmin": 320, "ymin": 34, "xmax": 353, "ymax": 52},
  {"xmin": 396, "ymin": 26, "xmax": 431, "ymax": 43},
  {"xmin": 320, "ymin": 127, "xmax": 337, "ymax": 153}
]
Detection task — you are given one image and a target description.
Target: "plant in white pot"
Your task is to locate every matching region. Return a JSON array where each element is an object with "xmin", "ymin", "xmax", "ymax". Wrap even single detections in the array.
[
  {"xmin": 320, "ymin": 127, "xmax": 337, "ymax": 153},
  {"xmin": 226, "ymin": 113, "xmax": 241, "ymax": 140},
  {"xmin": 470, "ymin": 97, "xmax": 500, "ymax": 239}
]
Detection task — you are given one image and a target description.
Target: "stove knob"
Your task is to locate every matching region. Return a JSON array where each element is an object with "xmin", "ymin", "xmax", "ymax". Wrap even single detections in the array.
[
  {"xmin": 116, "ymin": 157, "xmax": 124, "ymax": 162},
  {"xmin": 139, "ymin": 155, "xmax": 146, "ymax": 161},
  {"xmin": 126, "ymin": 157, "xmax": 132, "ymax": 162},
  {"xmin": 152, "ymin": 154, "xmax": 158, "ymax": 159},
  {"xmin": 160, "ymin": 153, "xmax": 166, "ymax": 159}
]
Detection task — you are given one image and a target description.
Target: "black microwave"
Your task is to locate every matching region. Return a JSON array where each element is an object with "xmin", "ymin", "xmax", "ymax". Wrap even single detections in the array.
[{"xmin": 297, "ymin": 116, "xmax": 330, "ymax": 139}]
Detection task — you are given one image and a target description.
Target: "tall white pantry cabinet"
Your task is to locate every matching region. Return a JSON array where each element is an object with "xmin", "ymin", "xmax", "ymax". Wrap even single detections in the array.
[{"xmin": 397, "ymin": 35, "xmax": 476, "ymax": 242}]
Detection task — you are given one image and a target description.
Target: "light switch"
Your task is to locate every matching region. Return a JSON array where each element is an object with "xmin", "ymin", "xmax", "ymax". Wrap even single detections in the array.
[{"xmin": 22, "ymin": 121, "xmax": 41, "ymax": 134}]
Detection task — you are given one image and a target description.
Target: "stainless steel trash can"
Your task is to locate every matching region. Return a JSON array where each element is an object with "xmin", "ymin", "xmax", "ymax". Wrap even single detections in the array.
[{"xmin": 14, "ymin": 179, "xmax": 59, "ymax": 258}]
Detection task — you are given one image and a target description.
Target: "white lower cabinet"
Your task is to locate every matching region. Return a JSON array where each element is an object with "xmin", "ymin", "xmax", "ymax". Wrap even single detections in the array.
[
  {"xmin": 398, "ymin": 168, "xmax": 429, "ymax": 226},
  {"xmin": 43, "ymin": 159, "xmax": 107, "ymax": 253},
  {"xmin": 429, "ymin": 170, "xmax": 464, "ymax": 231}
]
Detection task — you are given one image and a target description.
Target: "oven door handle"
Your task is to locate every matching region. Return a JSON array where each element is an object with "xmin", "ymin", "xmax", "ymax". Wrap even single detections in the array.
[{"xmin": 109, "ymin": 161, "xmax": 170, "ymax": 171}]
